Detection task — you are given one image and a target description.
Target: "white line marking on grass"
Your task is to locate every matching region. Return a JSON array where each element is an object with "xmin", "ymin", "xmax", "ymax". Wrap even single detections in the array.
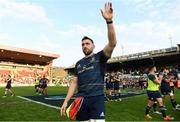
[
  {"xmin": 45, "ymin": 97, "xmax": 75, "ymax": 100},
  {"xmin": 106, "ymin": 94, "xmax": 146, "ymax": 102},
  {"xmin": 17, "ymin": 96, "xmax": 60, "ymax": 110},
  {"xmin": 122, "ymin": 94, "xmax": 146, "ymax": 100}
]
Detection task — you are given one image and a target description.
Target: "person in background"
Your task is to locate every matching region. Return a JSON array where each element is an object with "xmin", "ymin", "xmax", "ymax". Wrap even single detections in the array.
[
  {"xmin": 2, "ymin": 75, "xmax": 14, "ymax": 97},
  {"xmin": 145, "ymin": 66, "xmax": 174, "ymax": 121}
]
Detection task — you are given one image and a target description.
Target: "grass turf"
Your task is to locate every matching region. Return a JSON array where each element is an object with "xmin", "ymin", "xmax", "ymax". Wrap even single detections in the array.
[{"xmin": 0, "ymin": 86, "xmax": 180, "ymax": 121}]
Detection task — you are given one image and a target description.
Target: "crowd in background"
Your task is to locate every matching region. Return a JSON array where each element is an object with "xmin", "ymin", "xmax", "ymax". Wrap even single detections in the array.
[
  {"xmin": 0, "ymin": 69, "xmax": 47, "ymax": 86},
  {"xmin": 105, "ymin": 66, "xmax": 180, "ymax": 90},
  {"xmin": 1, "ymin": 65, "xmax": 180, "ymax": 89},
  {"xmin": 51, "ymin": 65, "xmax": 180, "ymax": 90}
]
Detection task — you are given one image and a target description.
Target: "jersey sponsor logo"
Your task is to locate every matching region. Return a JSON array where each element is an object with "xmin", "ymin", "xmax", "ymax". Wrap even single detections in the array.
[
  {"xmin": 77, "ymin": 64, "xmax": 81, "ymax": 69},
  {"xmin": 77, "ymin": 66, "xmax": 94, "ymax": 74}
]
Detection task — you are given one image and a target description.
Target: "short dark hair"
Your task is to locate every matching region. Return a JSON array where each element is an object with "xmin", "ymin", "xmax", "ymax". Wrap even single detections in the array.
[
  {"xmin": 160, "ymin": 67, "xmax": 166, "ymax": 72},
  {"xmin": 81, "ymin": 36, "xmax": 94, "ymax": 44},
  {"xmin": 149, "ymin": 65, "xmax": 156, "ymax": 71}
]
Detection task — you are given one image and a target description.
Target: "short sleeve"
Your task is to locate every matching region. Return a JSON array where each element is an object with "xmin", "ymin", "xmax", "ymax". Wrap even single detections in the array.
[
  {"xmin": 97, "ymin": 50, "xmax": 109, "ymax": 63},
  {"xmin": 148, "ymin": 74, "xmax": 156, "ymax": 81}
]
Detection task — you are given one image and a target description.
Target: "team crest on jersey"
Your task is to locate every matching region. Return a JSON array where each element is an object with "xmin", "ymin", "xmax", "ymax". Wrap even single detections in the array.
[
  {"xmin": 77, "ymin": 64, "xmax": 81, "ymax": 69},
  {"xmin": 90, "ymin": 56, "xmax": 95, "ymax": 63}
]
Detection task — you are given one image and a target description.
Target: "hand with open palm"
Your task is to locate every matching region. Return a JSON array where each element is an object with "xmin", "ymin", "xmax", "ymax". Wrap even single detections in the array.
[{"xmin": 101, "ymin": 2, "xmax": 113, "ymax": 22}]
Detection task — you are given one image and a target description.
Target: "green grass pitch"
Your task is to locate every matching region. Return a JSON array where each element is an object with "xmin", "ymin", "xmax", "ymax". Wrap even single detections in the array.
[{"xmin": 0, "ymin": 86, "xmax": 180, "ymax": 121}]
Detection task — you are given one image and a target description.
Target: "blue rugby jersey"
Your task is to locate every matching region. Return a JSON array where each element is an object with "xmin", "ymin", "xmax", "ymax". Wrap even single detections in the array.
[
  {"xmin": 75, "ymin": 50, "xmax": 109, "ymax": 97},
  {"xmin": 161, "ymin": 73, "xmax": 171, "ymax": 90}
]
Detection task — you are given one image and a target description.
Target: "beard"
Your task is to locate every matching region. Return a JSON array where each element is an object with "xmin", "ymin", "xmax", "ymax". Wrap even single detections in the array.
[{"xmin": 83, "ymin": 48, "xmax": 93, "ymax": 56}]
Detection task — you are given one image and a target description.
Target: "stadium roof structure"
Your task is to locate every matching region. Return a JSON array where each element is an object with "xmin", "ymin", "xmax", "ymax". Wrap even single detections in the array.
[
  {"xmin": 108, "ymin": 45, "xmax": 180, "ymax": 63},
  {"xmin": 107, "ymin": 44, "xmax": 180, "ymax": 71},
  {"xmin": 0, "ymin": 44, "xmax": 60, "ymax": 65}
]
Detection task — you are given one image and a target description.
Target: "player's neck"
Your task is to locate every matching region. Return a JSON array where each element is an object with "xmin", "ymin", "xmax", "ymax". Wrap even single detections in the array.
[{"xmin": 84, "ymin": 52, "xmax": 94, "ymax": 58}]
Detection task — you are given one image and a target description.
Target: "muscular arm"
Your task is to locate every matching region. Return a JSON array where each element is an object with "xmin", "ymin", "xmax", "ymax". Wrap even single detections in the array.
[
  {"xmin": 153, "ymin": 79, "xmax": 160, "ymax": 85},
  {"xmin": 63, "ymin": 77, "xmax": 78, "ymax": 104},
  {"xmin": 101, "ymin": 2, "xmax": 117, "ymax": 58},
  {"xmin": 103, "ymin": 23, "xmax": 117, "ymax": 57},
  {"xmin": 113, "ymin": 77, "xmax": 120, "ymax": 82},
  {"xmin": 165, "ymin": 76, "xmax": 174, "ymax": 83},
  {"xmin": 60, "ymin": 77, "xmax": 78, "ymax": 116}
]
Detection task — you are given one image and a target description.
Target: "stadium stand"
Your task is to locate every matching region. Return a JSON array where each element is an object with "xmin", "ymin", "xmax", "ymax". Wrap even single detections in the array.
[
  {"xmin": 64, "ymin": 44, "xmax": 180, "ymax": 88},
  {"xmin": 65, "ymin": 44, "xmax": 180, "ymax": 73},
  {"xmin": 0, "ymin": 44, "xmax": 59, "ymax": 86}
]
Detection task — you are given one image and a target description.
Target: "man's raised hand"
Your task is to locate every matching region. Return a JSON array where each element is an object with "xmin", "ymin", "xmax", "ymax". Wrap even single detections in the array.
[{"xmin": 101, "ymin": 2, "xmax": 113, "ymax": 22}]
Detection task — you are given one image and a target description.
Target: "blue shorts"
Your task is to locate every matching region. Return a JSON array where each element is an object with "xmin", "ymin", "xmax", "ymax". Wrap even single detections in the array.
[
  {"xmin": 35, "ymin": 85, "xmax": 39, "ymax": 89},
  {"xmin": 114, "ymin": 82, "xmax": 119, "ymax": 90},
  {"xmin": 147, "ymin": 90, "xmax": 162, "ymax": 101},
  {"xmin": 161, "ymin": 87, "xmax": 171, "ymax": 95},
  {"xmin": 6, "ymin": 84, "xmax": 11, "ymax": 89},
  {"xmin": 42, "ymin": 84, "xmax": 47, "ymax": 88},
  {"xmin": 109, "ymin": 82, "xmax": 114, "ymax": 90},
  {"xmin": 76, "ymin": 95, "xmax": 105, "ymax": 121},
  {"xmin": 106, "ymin": 82, "xmax": 111, "ymax": 90}
]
